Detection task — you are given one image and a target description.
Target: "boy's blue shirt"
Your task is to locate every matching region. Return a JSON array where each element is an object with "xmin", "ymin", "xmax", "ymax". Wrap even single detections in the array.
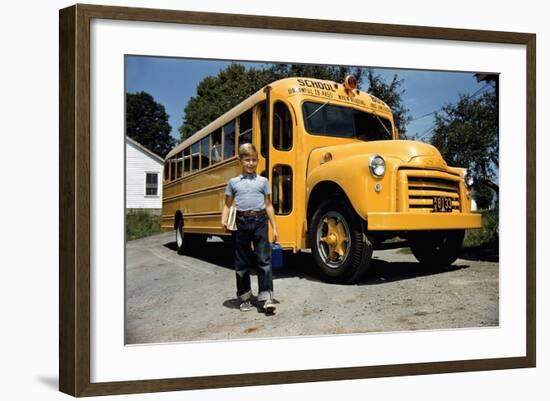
[{"xmin": 225, "ymin": 172, "xmax": 270, "ymax": 212}]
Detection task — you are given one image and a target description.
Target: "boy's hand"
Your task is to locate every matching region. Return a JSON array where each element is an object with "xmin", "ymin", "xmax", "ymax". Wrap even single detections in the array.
[{"xmin": 272, "ymin": 227, "xmax": 279, "ymax": 243}]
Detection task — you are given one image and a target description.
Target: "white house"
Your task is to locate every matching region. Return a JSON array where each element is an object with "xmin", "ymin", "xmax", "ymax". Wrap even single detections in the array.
[{"xmin": 126, "ymin": 136, "xmax": 164, "ymax": 214}]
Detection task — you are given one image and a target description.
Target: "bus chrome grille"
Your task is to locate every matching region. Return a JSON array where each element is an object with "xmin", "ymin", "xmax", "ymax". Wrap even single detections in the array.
[{"xmin": 407, "ymin": 176, "xmax": 461, "ymax": 212}]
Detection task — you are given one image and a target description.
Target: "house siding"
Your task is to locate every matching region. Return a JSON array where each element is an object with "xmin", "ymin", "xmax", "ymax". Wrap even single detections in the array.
[{"xmin": 126, "ymin": 139, "xmax": 163, "ymax": 210}]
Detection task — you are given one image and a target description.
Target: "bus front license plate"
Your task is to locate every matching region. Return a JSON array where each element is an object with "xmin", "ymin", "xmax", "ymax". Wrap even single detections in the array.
[{"xmin": 432, "ymin": 196, "xmax": 453, "ymax": 212}]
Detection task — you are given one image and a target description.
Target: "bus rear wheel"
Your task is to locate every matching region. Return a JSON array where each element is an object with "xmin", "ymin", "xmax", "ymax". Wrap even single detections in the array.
[
  {"xmin": 175, "ymin": 219, "xmax": 206, "ymax": 254},
  {"xmin": 409, "ymin": 229, "xmax": 465, "ymax": 269},
  {"xmin": 310, "ymin": 198, "xmax": 373, "ymax": 284},
  {"xmin": 175, "ymin": 220, "xmax": 186, "ymax": 254}
]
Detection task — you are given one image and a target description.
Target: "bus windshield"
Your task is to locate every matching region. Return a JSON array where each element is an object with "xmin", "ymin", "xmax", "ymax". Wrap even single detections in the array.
[{"xmin": 302, "ymin": 101, "xmax": 393, "ymax": 141}]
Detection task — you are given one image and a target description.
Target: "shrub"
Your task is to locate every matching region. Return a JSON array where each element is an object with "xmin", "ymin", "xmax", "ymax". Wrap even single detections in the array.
[
  {"xmin": 126, "ymin": 211, "xmax": 161, "ymax": 241},
  {"xmin": 463, "ymin": 207, "xmax": 499, "ymax": 249}
]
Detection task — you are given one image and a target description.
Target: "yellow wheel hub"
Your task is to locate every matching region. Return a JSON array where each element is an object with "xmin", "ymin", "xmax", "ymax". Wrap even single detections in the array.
[{"xmin": 320, "ymin": 218, "xmax": 348, "ymax": 261}]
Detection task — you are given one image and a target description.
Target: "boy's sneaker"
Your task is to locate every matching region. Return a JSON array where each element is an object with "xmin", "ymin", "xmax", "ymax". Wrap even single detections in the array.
[
  {"xmin": 263, "ymin": 298, "xmax": 276, "ymax": 313},
  {"xmin": 239, "ymin": 300, "xmax": 253, "ymax": 312}
]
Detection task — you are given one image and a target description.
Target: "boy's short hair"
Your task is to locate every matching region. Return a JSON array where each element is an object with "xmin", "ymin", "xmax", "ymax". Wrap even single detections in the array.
[{"xmin": 238, "ymin": 143, "xmax": 258, "ymax": 159}]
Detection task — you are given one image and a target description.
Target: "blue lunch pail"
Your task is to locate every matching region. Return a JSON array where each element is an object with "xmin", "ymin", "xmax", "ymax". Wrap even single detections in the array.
[{"xmin": 271, "ymin": 242, "xmax": 283, "ymax": 270}]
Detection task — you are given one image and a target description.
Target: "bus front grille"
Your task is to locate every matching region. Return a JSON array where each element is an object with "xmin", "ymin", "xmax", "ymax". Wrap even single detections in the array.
[{"xmin": 407, "ymin": 176, "xmax": 461, "ymax": 212}]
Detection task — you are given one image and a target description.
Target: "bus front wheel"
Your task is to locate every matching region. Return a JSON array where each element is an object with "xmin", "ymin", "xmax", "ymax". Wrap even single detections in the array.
[
  {"xmin": 409, "ymin": 229, "xmax": 465, "ymax": 269},
  {"xmin": 310, "ymin": 198, "xmax": 373, "ymax": 284}
]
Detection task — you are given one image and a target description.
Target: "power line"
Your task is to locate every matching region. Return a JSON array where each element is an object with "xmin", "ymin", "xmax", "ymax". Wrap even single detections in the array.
[
  {"xmin": 410, "ymin": 83, "xmax": 493, "ymax": 124},
  {"xmin": 410, "ymin": 110, "xmax": 437, "ymax": 122},
  {"xmin": 414, "ymin": 83, "xmax": 493, "ymax": 141}
]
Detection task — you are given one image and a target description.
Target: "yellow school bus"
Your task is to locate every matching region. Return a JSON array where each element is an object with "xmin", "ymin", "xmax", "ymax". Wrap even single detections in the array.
[{"xmin": 161, "ymin": 76, "xmax": 481, "ymax": 283}]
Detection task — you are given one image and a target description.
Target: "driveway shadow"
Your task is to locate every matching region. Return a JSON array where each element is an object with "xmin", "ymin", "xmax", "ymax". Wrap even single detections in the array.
[
  {"xmin": 222, "ymin": 297, "xmax": 280, "ymax": 314},
  {"xmin": 164, "ymin": 238, "xmax": 469, "ymax": 286},
  {"xmin": 357, "ymin": 259, "xmax": 468, "ymax": 285},
  {"xmin": 164, "ymin": 240, "xmax": 234, "ymax": 269},
  {"xmin": 285, "ymin": 251, "xmax": 468, "ymax": 286},
  {"xmin": 460, "ymin": 245, "xmax": 499, "ymax": 263},
  {"xmin": 164, "ymin": 240, "xmax": 313, "ymax": 281}
]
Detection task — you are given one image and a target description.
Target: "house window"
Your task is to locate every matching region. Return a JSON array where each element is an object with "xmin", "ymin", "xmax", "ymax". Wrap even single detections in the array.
[{"xmin": 145, "ymin": 173, "xmax": 159, "ymax": 196}]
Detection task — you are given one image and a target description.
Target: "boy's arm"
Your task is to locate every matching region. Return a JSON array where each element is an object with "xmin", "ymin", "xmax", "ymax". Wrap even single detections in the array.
[
  {"xmin": 265, "ymin": 195, "xmax": 279, "ymax": 242},
  {"xmin": 221, "ymin": 195, "xmax": 233, "ymax": 230}
]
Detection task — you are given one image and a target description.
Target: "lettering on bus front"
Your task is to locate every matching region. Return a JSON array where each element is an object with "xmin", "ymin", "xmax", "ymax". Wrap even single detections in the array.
[
  {"xmin": 297, "ymin": 78, "xmax": 336, "ymax": 92},
  {"xmin": 287, "ymin": 78, "xmax": 366, "ymax": 106}
]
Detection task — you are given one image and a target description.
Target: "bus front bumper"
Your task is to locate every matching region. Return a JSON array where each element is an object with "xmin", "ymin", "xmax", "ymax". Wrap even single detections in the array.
[{"xmin": 367, "ymin": 212, "xmax": 482, "ymax": 231}]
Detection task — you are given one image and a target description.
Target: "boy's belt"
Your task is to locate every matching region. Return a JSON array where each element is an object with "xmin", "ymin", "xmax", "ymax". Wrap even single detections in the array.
[{"xmin": 237, "ymin": 209, "xmax": 266, "ymax": 217}]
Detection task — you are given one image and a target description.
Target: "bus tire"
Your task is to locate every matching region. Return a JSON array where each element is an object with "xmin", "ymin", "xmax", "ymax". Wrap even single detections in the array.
[
  {"xmin": 409, "ymin": 229, "xmax": 465, "ymax": 269},
  {"xmin": 175, "ymin": 219, "xmax": 207, "ymax": 254},
  {"xmin": 310, "ymin": 198, "xmax": 373, "ymax": 284},
  {"xmin": 175, "ymin": 219, "xmax": 186, "ymax": 255}
]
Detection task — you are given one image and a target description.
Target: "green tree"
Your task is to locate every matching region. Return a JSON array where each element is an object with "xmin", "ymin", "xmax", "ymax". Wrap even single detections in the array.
[
  {"xmin": 178, "ymin": 64, "xmax": 275, "ymax": 140},
  {"xmin": 363, "ymin": 69, "xmax": 411, "ymax": 138},
  {"xmin": 269, "ymin": 63, "xmax": 364, "ymax": 85},
  {"xmin": 430, "ymin": 90, "xmax": 498, "ymax": 208},
  {"xmin": 126, "ymin": 91, "xmax": 175, "ymax": 157}
]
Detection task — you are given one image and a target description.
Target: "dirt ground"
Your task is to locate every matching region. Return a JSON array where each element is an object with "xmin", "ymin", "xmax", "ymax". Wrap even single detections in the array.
[{"xmin": 125, "ymin": 233, "xmax": 498, "ymax": 344}]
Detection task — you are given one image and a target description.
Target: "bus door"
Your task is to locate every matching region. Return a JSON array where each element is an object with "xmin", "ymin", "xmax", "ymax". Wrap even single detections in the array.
[{"xmin": 259, "ymin": 92, "xmax": 296, "ymax": 250}]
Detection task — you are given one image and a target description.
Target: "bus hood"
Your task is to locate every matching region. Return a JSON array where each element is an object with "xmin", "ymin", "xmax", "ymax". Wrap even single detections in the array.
[{"xmin": 311, "ymin": 140, "xmax": 448, "ymax": 168}]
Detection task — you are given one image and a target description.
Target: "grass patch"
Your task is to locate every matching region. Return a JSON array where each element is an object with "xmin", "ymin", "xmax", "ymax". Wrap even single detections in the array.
[{"xmin": 126, "ymin": 211, "xmax": 161, "ymax": 241}]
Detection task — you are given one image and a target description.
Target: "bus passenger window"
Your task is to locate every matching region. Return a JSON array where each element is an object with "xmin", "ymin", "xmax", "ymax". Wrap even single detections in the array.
[
  {"xmin": 191, "ymin": 143, "xmax": 199, "ymax": 172},
  {"xmin": 169, "ymin": 157, "xmax": 176, "ymax": 181},
  {"xmin": 273, "ymin": 101, "xmax": 292, "ymax": 151},
  {"xmin": 176, "ymin": 151, "xmax": 183, "ymax": 178},
  {"xmin": 200, "ymin": 136, "xmax": 210, "ymax": 169},
  {"xmin": 223, "ymin": 120, "xmax": 236, "ymax": 160},
  {"xmin": 212, "ymin": 129, "xmax": 222, "ymax": 164},
  {"xmin": 239, "ymin": 109, "xmax": 252, "ymax": 145},
  {"xmin": 272, "ymin": 165, "xmax": 292, "ymax": 215},
  {"xmin": 183, "ymin": 148, "xmax": 190, "ymax": 174}
]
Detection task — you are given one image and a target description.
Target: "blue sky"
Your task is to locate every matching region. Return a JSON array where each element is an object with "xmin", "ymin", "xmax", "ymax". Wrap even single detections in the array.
[{"xmin": 125, "ymin": 56, "xmax": 494, "ymax": 142}]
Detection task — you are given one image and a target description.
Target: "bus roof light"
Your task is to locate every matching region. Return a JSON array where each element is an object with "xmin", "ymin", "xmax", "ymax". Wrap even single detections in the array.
[{"xmin": 344, "ymin": 75, "xmax": 357, "ymax": 91}]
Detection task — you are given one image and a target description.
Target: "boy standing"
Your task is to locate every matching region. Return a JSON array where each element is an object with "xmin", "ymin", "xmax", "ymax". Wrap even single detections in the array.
[{"xmin": 222, "ymin": 143, "xmax": 279, "ymax": 314}]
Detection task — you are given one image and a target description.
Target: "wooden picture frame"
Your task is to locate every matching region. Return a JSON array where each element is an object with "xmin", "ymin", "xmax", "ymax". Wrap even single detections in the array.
[{"xmin": 59, "ymin": 3, "xmax": 536, "ymax": 397}]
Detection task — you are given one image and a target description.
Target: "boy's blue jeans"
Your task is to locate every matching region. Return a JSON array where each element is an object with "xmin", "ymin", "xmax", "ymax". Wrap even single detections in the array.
[{"xmin": 234, "ymin": 214, "xmax": 273, "ymax": 302}]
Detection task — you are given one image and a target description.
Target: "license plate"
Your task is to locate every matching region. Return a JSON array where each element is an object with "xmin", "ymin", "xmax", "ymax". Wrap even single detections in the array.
[{"xmin": 432, "ymin": 196, "xmax": 453, "ymax": 212}]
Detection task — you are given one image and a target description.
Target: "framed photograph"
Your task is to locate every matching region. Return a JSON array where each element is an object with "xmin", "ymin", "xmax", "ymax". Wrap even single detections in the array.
[{"xmin": 59, "ymin": 4, "xmax": 536, "ymax": 397}]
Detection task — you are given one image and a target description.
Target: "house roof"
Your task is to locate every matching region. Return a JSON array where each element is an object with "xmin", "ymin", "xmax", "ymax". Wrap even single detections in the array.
[{"xmin": 126, "ymin": 136, "xmax": 164, "ymax": 164}]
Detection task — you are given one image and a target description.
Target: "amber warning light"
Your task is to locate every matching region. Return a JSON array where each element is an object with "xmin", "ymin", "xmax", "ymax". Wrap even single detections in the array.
[{"xmin": 344, "ymin": 75, "xmax": 357, "ymax": 90}]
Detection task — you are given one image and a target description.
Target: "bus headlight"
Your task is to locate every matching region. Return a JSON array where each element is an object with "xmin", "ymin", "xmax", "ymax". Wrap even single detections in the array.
[{"xmin": 369, "ymin": 155, "xmax": 386, "ymax": 178}]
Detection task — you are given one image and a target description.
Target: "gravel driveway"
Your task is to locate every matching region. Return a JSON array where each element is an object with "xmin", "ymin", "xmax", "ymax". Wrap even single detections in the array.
[{"xmin": 125, "ymin": 233, "xmax": 498, "ymax": 344}]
